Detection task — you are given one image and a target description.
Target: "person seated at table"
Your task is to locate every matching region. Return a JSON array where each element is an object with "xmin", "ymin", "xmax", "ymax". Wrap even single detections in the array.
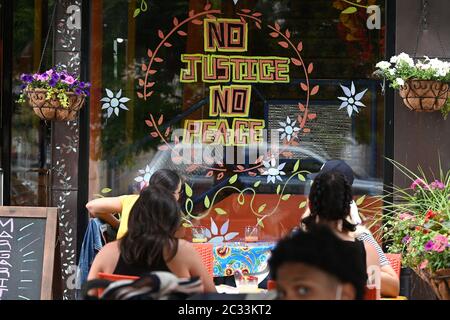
[
  {"xmin": 86, "ymin": 169, "xmax": 183, "ymax": 239},
  {"xmin": 269, "ymin": 225, "xmax": 367, "ymax": 300},
  {"xmin": 87, "ymin": 185, "xmax": 216, "ymax": 293},
  {"xmin": 305, "ymin": 159, "xmax": 400, "ymax": 297},
  {"xmin": 301, "ymin": 171, "xmax": 381, "ymax": 298}
]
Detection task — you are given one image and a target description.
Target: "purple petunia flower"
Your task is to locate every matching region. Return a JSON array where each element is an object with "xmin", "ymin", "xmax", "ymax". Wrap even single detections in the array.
[
  {"xmin": 60, "ymin": 74, "xmax": 66, "ymax": 80},
  {"xmin": 430, "ymin": 180, "xmax": 445, "ymax": 190},
  {"xmin": 74, "ymin": 87, "xmax": 82, "ymax": 95},
  {"xmin": 20, "ymin": 73, "xmax": 33, "ymax": 83},
  {"xmin": 402, "ymin": 236, "xmax": 411, "ymax": 244},
  {"xmin": 424, "ymin": 240, "xmax": 434, "ymax": 251},
  {"xmin": 48, "ymin": 78, "xmax": 57, "ymax": 87},
  {"xmin": 79, "ymin": 81, "xmax": 85, "ymax": 88}
]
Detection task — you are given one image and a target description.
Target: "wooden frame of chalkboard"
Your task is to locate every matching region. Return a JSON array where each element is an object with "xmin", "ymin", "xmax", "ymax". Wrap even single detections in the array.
[{"xmin": 0, "ymin": 206, "xmax": 58, "ymax": 300}]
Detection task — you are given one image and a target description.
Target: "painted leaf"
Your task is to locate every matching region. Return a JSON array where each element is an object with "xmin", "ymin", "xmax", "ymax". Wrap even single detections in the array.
[
  {"xmin": 204, "ymin": 228, "xmax": 212, "ymax": 238},
  {"xmin": 224, "ymin": 232, "xmax": 239, "ymax": 241},
  {"xmin": 209, "ymin": 236, "xmax": 224, "ymax": 243},
  {"xmin": 297, "ymin": 41, "xmax": 303, "ymax": 52},
  {"xmin": 285, "ymin": 29, "xmax": 291, "ymax": 38},
  {"xmin": 293, "ymin": 160, "xmax": 300, "ymax": 172},
  {"xmin": 278, "ymin": 41, "xmax": 289, "ymax": 48},
  {"xmin": 101, "ymin": 188, "xmax": 112, "ymax": 194},
  {"xmin": 299, "ymin": 201, "xmax": 307, "ymax": 209},
  {"xmin": 342, "ymin": 6, "xmax": 358, "ymax": 14},
  {"xmin": 138, "ymin": 79, "xmax": 145, "ymax": 86},
  {"xmin": 164, "ymin": 42, "xmax": 172, "ymax": 47},
  {"xmin": 177, "ymin": 30, "xmax": 187, "ymax": 36},
  {"xmin": 229, "ymin": 174, "xmax": 238, "ymax": 184},
  {"xmin": 147, "ymin": 82, "xmax": 155, "ymax": 88},
  {"xmin": 158, "ymin": 115, "xmax": 164, "ymax": 125},
  {"xmin": 137, "ymin": 92, "xmax": 144, "ymax": 98},
  {"xmin": 237, "ymin": 165, "xmax": 245, "ymax": 170},
  {"xmin": 300, "ymin": 83, "xmax": 308, "ymax": 91},
  {"xmin": 291, "ymin": 58, "xmax": 302, "ymax": 66},
  {"xmin": 248, "ymin": 171, "xmax": 257, "ymax": 176},
  {"xmin": 133, "ymin": 8, "xmax": 140, "ymax": 18},
  {"xmin": 189, "ymin": 10, "xmax": 194, "ymax": 17},
  {"xmin": 185, "ymin": 183, "xmax": 193, "ymax": 197},
  {"xmin": 147, "ymin": 49, "xmax": 153, "ymax": 58},
  {"xmin": 298, "ymin": 174, "xmax": 305, "ymax": 181},
  {"xmin": 145, "ymin": 120, "xmax": 153, "ymax": 127},
  {"xmin": 275, "ymin": 22, "xmax": 281, "ymax": 31},
  {"xmin": 210, "ymin": 218, "xmax": 218, "ymax": 236},
  {"xmin": 214, "ymin": 208, "xmax": 227, "ymax": 215},
  {"xmin": 298, "ymin": 103, "xmax": 306, "ymax": 112},
  {"xmin": 310, "ymin": 85, "xmax": 320, "ymax": 96},
  {"xmin": 204, "ymin": 3, "xmax": 211, "ymax": 10},
  {"xmin": 146, "ymin": 91, "xmax": 154, "ymax": 98},
  {"xmin": 356, "ymin": 195, "xmax": 366, "ymax": 206},
  {"xmin": 204, "ymin": 195, "xmax": 210, "ymax": 209},
  {"xmin": 158, "ymin": 30, "xmax": 164, "ymax": 39},
  {"xmin": 276, "ymin": 185, "xmax": 281, "ymax": 195},
  {"xmin": 303, "ymin": 128, "xmax": 311, "ymax": 133},
  {"xmin": 173, "ymin": 17, "xmax": 179, "ymax": 26},
  {"xmin": 307, "ymin": 63, "xmax": 314, "ymax": 74},
  {"xmin": 150, "ymin": 132, "xmax": 158, "ymax": 138},
  {"xmin": 257, "ymin": 219, "xmax": 264, "ymax": 228},
  {"xmin": 192, "ymin": 19, "xmax": 203, "ymax": 25},
  {"xmin": 255, "ymin": 22, "xmax": 261, "ymax": 29},
  {"xmin": 258, "ymin": 204, "xmax": 266, "ymax": 213},
  {"xmin": 254, "ymin": 181, "xmax": 261, "ymax": 188},
  {"xmin": 154, "ymin": 57, "xmax": 163, "ymax": 63},
  {"xmin": 308, "ymin": 113, "xmax": 317, "ymax": 120},
  {"xmin": 252, "ymin": 12, "xmax": 262, "ymax": 17},
  {"xmin": 217, "ymin": 172, "xmax": 224, "ymax": 180},
  {"xmin": 158, "ymin": 145, "xmax": 168, "ymax": 151},
  {"xmin": 220, "ymin": 220, "xmax": 229, "ymax": 235},
  {"xmin": 182, "ymin": 223, "xmax": 192, "ymax": 228},
  {"xmin": 141, "ymin": 64, "xmax": 147, "ymax": 71},
  {"xmin": 206, "ymin": 171, "xmax": 214, "ymax": 177},
  {"xmin": 282, "ymin": 194, "xmax": 291, "ymax": 201},
  {"xmin": 270, "ymin": 32, "xmax": 279, "ymax": 38},
  {"xmin": 149, "ymin": 69, "xmax": 157, "ymax": 75}
]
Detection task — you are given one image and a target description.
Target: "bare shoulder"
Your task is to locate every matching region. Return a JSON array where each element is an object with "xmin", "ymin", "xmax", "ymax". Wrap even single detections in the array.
[{"xmin": 97, "ymin": 241, "xmax": 120, "ymax": 258}]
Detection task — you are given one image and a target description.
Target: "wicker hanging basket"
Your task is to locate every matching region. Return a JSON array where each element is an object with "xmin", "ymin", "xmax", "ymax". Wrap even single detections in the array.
[
  {"xmin": 398, "ymin": 80, "xmax": 449, "ymax": 112},
  {"xmin": 25, "ymin": 88, "xmax": 86, "ymax": 121}
]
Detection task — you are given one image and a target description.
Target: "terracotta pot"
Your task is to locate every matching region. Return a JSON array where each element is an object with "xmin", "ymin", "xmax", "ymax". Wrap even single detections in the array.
[
  {"xmin": 26, "ymin": 88, "xmax": 86, "ymax": 121},
  {"xmin": 398, "ymin": 80, "xmax": 449, "ymax": 112},
  {"xmin": 416, "ymin": 268, "xmax": 450, "ymax": 300}
]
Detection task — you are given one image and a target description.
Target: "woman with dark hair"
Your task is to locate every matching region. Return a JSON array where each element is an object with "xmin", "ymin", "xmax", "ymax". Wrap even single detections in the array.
[
  {"xmin": 86, "ymin": 169, "xmax": 183, "ymax": 239},
  {"xmin": 87, "ymin": 185, "xmax": 216, "ymax": 292},
  {"xmin": 301, "ymin": 171, "xmax": 381, "ymax": 298}
]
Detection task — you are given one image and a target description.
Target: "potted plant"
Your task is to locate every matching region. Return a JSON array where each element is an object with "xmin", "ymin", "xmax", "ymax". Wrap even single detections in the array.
[
  {"xmin": 380, "ymin": 159, "xmax": 450, "ymax": 299},
  {"xmin": 374, "ymin": 53, "xmax": 450, "ymax": 117},
  {"xmin": 18, "ymin": 68, "xmax": 90, "ymax": 121}
]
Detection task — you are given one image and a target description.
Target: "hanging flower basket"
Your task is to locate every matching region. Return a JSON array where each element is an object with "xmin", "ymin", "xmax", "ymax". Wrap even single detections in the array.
[
  {"xmin": 399, "ymin": 80, "xmax": 449, "ymax": 112},
  {"xmin": 374, "ymin": 53, "xmax": 450, "ymax": 117},
  {"xmin": 18, "ymin": 69, "xmax": 90, "ymax": 122},
  {"xmin": 25, "ymin": 88, "xmax": 86, "ymax": 121}
]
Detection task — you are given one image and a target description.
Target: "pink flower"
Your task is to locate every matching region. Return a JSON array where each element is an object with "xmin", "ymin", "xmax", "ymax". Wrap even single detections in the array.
[
  {"xmin": 45, "ymin": 69, "xmax": 54, "ymax": 77},
  {"xmin": 432, "ymin": 235, "xmax": 448, "ymax": 253},
  {"xmin": 410, "ymin": 178, "xmax": 429, "ymax": 190},
  {"xmin": 419, "ymin": 259, "xmax": 429, "ymax": 270},
  {"xmin": 36, "ymin": 73, "xmax": 49, "ymax": 81},
  {"xmin": 62, "ymin": 75, "xmax": 76, "ymax": 85},
  {"xmin": 430, "ymin": 180, "xmax": 445, "ymax": 190},
  {"xmin": 399, "ymin": 212, "xmax": 414, "ymax": 220}
]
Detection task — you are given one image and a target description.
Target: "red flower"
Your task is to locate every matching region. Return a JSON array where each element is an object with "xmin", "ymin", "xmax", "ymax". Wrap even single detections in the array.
[
  {"xmin": 424, "ymin": 210, "xmax": 437, "ymax": 222},
  {"xmin": 415, "ymin": 226, "xmax": 422, "ymax": 231}
]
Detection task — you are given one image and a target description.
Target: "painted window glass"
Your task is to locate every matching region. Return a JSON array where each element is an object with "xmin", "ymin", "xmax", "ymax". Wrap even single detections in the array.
[{"xmin": 88, "ymin": 0, "xmax": 386, "ymax": 240}]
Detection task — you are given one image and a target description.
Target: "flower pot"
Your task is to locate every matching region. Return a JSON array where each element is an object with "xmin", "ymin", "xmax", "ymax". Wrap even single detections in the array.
[
  {"xmin": 398, "ymin": 80, "xmax": 449, "ymax": 112},
  {"xmin": 416, "ymin": 268, "xmax": 450, "ymax": 300},
  {"xmin": 25, "ymin": 88, "xmax": 86, "ymax": 121}
]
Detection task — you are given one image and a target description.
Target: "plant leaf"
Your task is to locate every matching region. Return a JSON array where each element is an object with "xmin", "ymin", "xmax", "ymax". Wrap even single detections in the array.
[{"xmin": 342, "ymin": 6, "xmax": 357, "ymax": 14}]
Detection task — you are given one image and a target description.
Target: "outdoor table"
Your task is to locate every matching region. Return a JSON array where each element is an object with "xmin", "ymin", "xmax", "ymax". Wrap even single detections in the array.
[{"xmin": 211, "ymin": 241, "xmax": 276, "ymax": 277}]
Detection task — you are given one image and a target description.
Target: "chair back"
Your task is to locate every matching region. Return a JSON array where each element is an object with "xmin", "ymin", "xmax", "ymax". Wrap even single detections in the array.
[
  {"xmin": 385, "ymin": 253, "xmax": 401, "ymax": 278},
  {"xmin": 192, "ymin": 243, "xmax": 214, "ymax": 277},
  {"xmin": 96, "ymin": 272, "xmax": 139, "ymax": 296}
]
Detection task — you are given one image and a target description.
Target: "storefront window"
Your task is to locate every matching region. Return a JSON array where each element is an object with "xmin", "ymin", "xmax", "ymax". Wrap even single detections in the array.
[{"xmin": 89, "ymin": 0, "xmax": 385, "ymax": 240}]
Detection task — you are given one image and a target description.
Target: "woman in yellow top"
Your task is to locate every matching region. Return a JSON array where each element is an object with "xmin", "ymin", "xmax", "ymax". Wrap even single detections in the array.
[{"xmin": 86, "ymin": 169, "xmax": 183, "ymax": 239}]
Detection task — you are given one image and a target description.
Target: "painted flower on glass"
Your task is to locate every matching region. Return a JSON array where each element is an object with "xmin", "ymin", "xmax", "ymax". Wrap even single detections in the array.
[
  {"xmin": 101, "ymin": 89, "xmax": 130, "ymax": 118},
  {"xmin": 204, "ymin": 218, "xmax": 239, "ymax": 243},
  {"xmin": 338, "ymin": 81, "xmax": 368, "ymax": 117},
  {"xmin": 261, "ymin": 157, "xmax": 286, "ymax": 184},
  {"xmin": 134, "ymin": 164, "xmax": 152, "ymax": 190},
  {"xmin": 277, "ymin": 116, "xmax": 300, "ymax": 142}
]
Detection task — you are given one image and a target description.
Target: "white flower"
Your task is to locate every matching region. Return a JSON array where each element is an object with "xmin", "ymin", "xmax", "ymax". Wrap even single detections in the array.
[
  {"xmin": 376, "ymin": 61, "xmax": 391, "ymax": 70},
  {"xmin": 277, "ymin": 116, "xmax": 300, "ymax": 141},
  {"xmin": 204, "ymin": 218, "xmax": 239, "ymax": 243},
  {"xmin": 261, "ymin": 157, "xmax": 286, "ymax": 184},
  {"xmin": 337, "ymin": 82, "xmax": 368, "ymax": 117},
  {"xmin": 395, "ymin": 78, "xmax": 405, "ymax": 86},
  {"xmin": 388, "ymin": 68, "xmax": 396, "ymax": 76},
  {"xmin": 101, "ymin": 89, "xmax": 130, "ymax": 118},
  {"xmin": 393, "ymin": 52, "xmax": 414, "ymax": 67},
  {"xmin": 134, "ymin": 165, "xmax": 152, "ymax": 189}
]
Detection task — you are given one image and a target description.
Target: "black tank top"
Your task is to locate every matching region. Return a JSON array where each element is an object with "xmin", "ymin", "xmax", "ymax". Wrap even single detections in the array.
[{"xmin": 113, "ymin": 254, "xmax": 171, "ymax": 277}]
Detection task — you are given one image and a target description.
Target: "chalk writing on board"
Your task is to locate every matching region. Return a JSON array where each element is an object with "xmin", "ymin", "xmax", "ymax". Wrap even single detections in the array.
[{"xmin": 0, "ymin": 218, "xmax": 13, "ymax": 298}]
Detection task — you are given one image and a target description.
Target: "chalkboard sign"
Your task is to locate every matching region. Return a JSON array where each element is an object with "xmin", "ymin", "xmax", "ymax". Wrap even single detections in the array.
[{"xmin": 0, "ymin": 207, "xmax": 58, "ymax": 300}]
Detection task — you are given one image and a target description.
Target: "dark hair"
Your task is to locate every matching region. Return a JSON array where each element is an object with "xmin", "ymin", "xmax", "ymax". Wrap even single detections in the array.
[
  {"xmin": 269, "ymin": 225, "xmax": 367, "ymax": 300},
  {"xmin": 148, "ymin": 169, "xmax": 182, "ymax": 193},
  {"xmin": 120, "ymin": 186, "xmax": 181, "ymax": 267},
  {"xmin": 303, "ymin": 171, "xmax": 356, "ymax": 232}
]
